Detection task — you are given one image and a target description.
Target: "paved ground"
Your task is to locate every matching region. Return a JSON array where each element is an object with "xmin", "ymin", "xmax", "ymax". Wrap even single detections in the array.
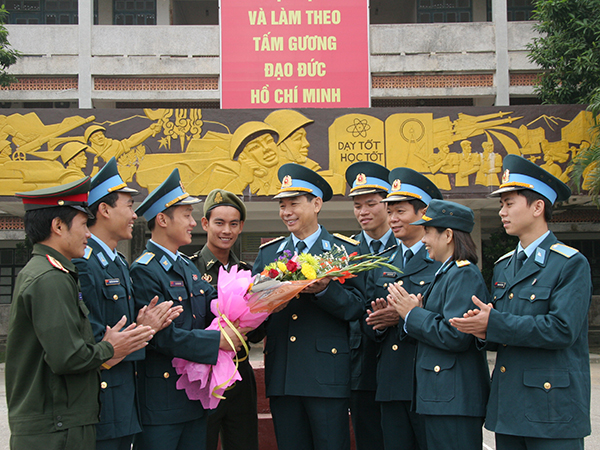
[{"xmin": 0, "ymin": 354, "xmax": 598, "ymax": 449}]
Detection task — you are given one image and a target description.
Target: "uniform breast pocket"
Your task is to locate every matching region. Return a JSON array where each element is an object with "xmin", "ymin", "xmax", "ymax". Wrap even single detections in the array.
[
  {"xmin": 315, "ymin": 338, "xmax": 350, "ymax": 385},
  {"xmin": 409, "ymin": 275, "xmax": 434, "ymax": 294},
  {"xmin": 100, "ymin": 284, "xmax": 128, "ymax": 322},
  {"xmin": 522, "ymin": 369, "xmax": 573, "ymax": 424},
  {"xmin": 144, "ymin": 362, "xmax": 176, "ymax": 411},
  {"xmin": 418, "ymin": 354, "xmax": 456, "ymax": 402},
  {"xmin": 167, "ymin": 286, "xmax": 188, "ymax": 327},
  {"xmin": 374, "ymin": 274, "xmax": 399, "ymax": 299}
]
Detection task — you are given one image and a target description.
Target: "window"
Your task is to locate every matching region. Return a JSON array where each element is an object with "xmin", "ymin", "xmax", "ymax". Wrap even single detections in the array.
[
  {"xmin": 418, "ymin": 0, "xmax": 472, "ymax": 23},
  {"xmin": 5, "ymin": 0, "xmax": 99, "ymax": 24},
  {"xmin": 487, "ymin": 0, "xmax": 535, "ymax": 22},
  {"xmin": 0, "ymin": 247, "xmax": 30, "ymax": 304},
  {"xmin": 114, "ymin": 0, "xmax": 156, "ymax": 25}
]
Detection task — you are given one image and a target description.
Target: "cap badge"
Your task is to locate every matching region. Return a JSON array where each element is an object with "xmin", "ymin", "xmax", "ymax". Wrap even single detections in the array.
[
  {"xmin": 502, "ymin": 169, "xmax": 510, "ymax": 184},
  {"xmin": 392, "ymin": 179, "xmax": 401, "ymax": 191},
  {"xmin": 355, "ymin": 173, "xmax": 367, "ymax": 186},
  {"xmin": 282, "ymin": 175, "xmax": 293, "ymax": 188},
  {"xmin": 215, "ymin": 192, "xmax": 223, "ymax": 204}
]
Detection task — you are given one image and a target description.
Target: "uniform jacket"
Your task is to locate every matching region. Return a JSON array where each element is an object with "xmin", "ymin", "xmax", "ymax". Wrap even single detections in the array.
[
  {"xmin": 6, "ymin": 244, "xmax": 114, "ymax": 436},
  {"xmin": 367, "ymin": 244, "xmax": 441, "ymax": 402},
  {"xmin": 485, "ymin": 232, "xmax": 591, "ymax": 439},
  {"xmin": 349, "ymin": 231, "xmax": 397, "ymax": 391},
  {"xmin": 73, "ymin": 238, "xmax": 143, "ymax": 440},
  {"xmin": 130, "ymin": 240, "xmax": 221, "ymax": 425},
  {"xmin": 252, "ymin": 228, "xmax": 367, "ymax": 399},
  {"xmin": 406, "ymin": 260, "xmax": 490, "ymax": 417}
]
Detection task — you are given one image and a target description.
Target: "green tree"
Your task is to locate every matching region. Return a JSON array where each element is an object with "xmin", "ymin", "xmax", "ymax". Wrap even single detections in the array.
[
  {"xmin": 527, "ymin": 0, "xmax": 600, "ymax": 104},
  {"xmin": 481, "ymin": 228, "xmax": 519, "ymax": 288},
  {"xmin": 570, "ymin": 87, "xmax": 600, "ymax": 202},
  {"xmin": 0, "ymin": 5, "xmax": 19, "ymax": 87}
]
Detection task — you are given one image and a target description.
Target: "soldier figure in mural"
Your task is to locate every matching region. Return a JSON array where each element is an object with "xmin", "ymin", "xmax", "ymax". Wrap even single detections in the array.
[
  {"xmin": 264, "ymin": 109, "xmax": 321, "ymax": 171},
  {"xmin": 475, "ymin": 135, "xmax": 503, "ymax": 186},
  {"xmin": 60, "ymin": 142, "xmax": 91, "ymax": 183},
  {"xmin": 456, "ymin": 140, "xmax": 481, "ymax": 187}
]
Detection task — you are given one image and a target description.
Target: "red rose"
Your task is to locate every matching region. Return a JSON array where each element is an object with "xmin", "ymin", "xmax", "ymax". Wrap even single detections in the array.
[
  {"xmin": 286, "ymin": 260, "xmax": 299, "ymax": 272},
  {"xmin": 268, "ymin": 269, "xmax": 279, "ymax": 278}
]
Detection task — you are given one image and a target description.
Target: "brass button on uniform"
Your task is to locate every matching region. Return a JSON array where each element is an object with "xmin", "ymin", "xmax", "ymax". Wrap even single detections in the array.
[
  {"xmin": 544, "ymin": 382, "xmax": 551, "ymax": 390},
  {"xmin": 493, "ymin": 296, "xmax": 497, "ymax": 300},
  {"xmin": 398, "ymin": 280, "xmax": 403, "ymax": 286},
  {"xmin": 292, "ymin": 314, "xmax": 298, "ymax": 320},
  {"xmin": 113, "ymin": 294, "xmax": 118, "ymax": 300},
  {"xmin": 331, "ymin": 348, "xmax": 337, "ymax": 354},
  {"xmin": 419, "ymin": 280, "xmax": 425, "ymax": 285},
  {"xmin": 530, "ymin": 294, "xmax": 536, "ymax": 300},
  {"xmin": 434, "ymin": 365, "xmax": 441, "ymax": 373},
  {"xmin": 392, "ymin": 344, "xmax": 398, "ymax": 351},
  {"xmin": 200, "ymin": 289, "xmax": 204, "ymax": 294},
  {"xmin": 163, "ymin": 372, "xmax": 170, "ymax": 379},
  {"xmin": 500, "ymin": 366, "xmax": 506, "ymax": 373},
  {"xmin": 290, "ymin": 336, "xmax": 296, "ymax": 342},
  {"xmin": 508, "ymin": 293, "xmax": 514, "ymax": 299},
  {"xmin": 100, "ymin": 381, "xmax": 108, "ymax": 389},
  {"xmin": 178, "ymin": 296, "xmax": 182, "ymax": 301},
  {"xmin": 383, "ymin": 283, "xmax": 388, "ymax": 289}
]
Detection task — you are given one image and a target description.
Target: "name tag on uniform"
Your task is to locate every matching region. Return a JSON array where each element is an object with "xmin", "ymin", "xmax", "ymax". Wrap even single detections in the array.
[
  {"xmin": 494, "ymin": 282, "xmax": 506, "ymax": 288},
  {"xmin": 383, "ymin": 272, "xmax": 397, "ymax": 278},
  {"xmin": 170, "ymin": 281, "xmax": 184, "ymax": 287},
  {"xmin": 105, "ymin": 278, "xmax": 120, "ymax": 286}
]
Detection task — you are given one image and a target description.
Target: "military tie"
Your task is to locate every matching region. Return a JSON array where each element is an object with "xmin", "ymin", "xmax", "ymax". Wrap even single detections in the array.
[
  {"xmin": 404, "ymin": 249, "xmax": 414, "ymax": 267},
  {"xmin": 515, "ymin": 251, "xmax": 526, "ymax": 275},
  {"xmin": 371, "ymin": 240, "xmax": 382, "ymax": 254},
  {"xmin": 296, "ymin": 241, "xmax": 307, "ymax": 254}
]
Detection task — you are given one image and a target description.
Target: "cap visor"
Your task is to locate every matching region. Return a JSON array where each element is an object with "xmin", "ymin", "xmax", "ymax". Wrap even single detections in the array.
[
  {"xmin": 489, "ymin": 185, "xmax": 523, "ymax": 197},
  {"xmin": 71, "ymin": 205, "xmax": 95, "ymax": 219},
  {"xmin": 176, "ymin": 196, "xmax": 202, "ymax": 205},
  {"xmin": 382, "ymin": 194, "xmax": 417, "ymax": 203},
  {"xmin": 115, "ymin": 186, "xmax": 139, "ymax": 196},
  {"xmin": 273, "ymin": 190, "xmax": 305, "ymax": 199},
  {"xmin": 349, "ymin": 188, "xmax": 386, "ymax": 197}
]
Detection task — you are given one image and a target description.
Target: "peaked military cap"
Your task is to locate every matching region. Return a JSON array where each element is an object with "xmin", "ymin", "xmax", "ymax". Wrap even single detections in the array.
[
  {"xmin": 274, "ymin": 163, "xmax": 333, "ymax": 202},
  {"xmin": 264, "ymin": 110, "xmax": 313, "ymax": 143},
  {"xmin": 204, "ymin": 189, "xmax": 246, "ymax": 221},
  {"xmin": 230, "ymin": 121, "xmax": 279, "ymax": 160},
  {"xmin": 490, "ymin": 154, "xmax": 571, "ymax": 204},
  {"xmin": 16, "ymin": 176, "xmax": 93, "ymax": 217},
  {"xmin": 88, "ymin": 157, "xmax": 138, "ymax": 206},
  {"xmin": 136, "ymin": 168, "xmax": 200, "ymax": 221},
  {"xmin": 383, "ymin": 167, "xmax": 443, "ymax": 205},
  {"xmin": 412, "ymin": 199, "xmax": 474, "ymax": 233},
  {"xmin": 345, "ymin": 161, "xmax": 390, "ymax": 197}
]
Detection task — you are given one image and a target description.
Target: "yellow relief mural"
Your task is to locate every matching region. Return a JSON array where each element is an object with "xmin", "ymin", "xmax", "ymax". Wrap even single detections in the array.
[{"xmin": 0, "ymin": 107, "xmax": 593, "ymax": 197}]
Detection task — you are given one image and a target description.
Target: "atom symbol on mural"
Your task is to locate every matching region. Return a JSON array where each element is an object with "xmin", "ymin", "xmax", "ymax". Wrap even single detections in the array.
[{"xmin": 346, "ymin": 118, "xmax": 371, "ymax": 137}]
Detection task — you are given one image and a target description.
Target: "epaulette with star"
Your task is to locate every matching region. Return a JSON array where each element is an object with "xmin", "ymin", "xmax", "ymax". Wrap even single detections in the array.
[
  {"xmin": 495, "ymin": 250, "xmax": 515, "ymax": 264},
  {"xmin": 333, "ymin": 233, "xmax": 360, "ymax": 246},
  {"xmin": 259, "ymin": 236, "xmax": 285, "ymax": 249},
  {"xmin": 135, "ymin": 252, "xmax": 155, "ymax": 265},
  {"xmin": 455, "ymin": 260, "xmax": 471, "ymax": 268},
  {"xmin": 46, "ymin": 254, "xmax": 69, "ymax": 273},
  {"xmin": 550, "ymin": 243, "xmax": 579, "ymax": 258}
]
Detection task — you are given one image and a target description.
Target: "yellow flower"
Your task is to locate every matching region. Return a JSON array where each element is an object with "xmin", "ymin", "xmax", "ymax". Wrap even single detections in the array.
[
  {"xmin": 277, "ymin": 261, "xmax": 287, "ymax": 273},
  {"xmin": 301, "ymin": 263, "xmax": 317, "ymax": 280}
]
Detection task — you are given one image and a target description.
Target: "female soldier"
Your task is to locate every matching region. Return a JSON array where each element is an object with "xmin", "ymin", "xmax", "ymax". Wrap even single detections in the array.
[{"xmin": 386, "ymin": 199, "xmax": 490, "ymax": 450}]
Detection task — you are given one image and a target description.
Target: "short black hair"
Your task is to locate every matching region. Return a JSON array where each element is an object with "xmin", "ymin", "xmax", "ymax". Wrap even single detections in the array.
[
  {"xmin": 517, "ymin": 190, "xmax": 553, "ymax": 222},
  {"xmin": 205, "ymin": 206, "xmax": 243, "ymax": 222},
  {"xmin": 147, "ymin": 206, "xmax": 175, "ymax": 231},
  {"xmin": 87, "ymin": 191, "xmax": 119, "ymax": 228},
  {"xmin": 433, "ymin": 226, "xmax": 478, "ymax": 264},
  {"xmin": 24, "ymin": 207, "xmax": 80, "ymax": 244},
  {"xmin": 388, "ymin": 198, "xmax": 427, "ymax": 214}
]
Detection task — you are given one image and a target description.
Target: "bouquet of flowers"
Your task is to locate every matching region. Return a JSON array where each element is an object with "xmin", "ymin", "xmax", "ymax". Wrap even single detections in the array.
[
  {"xmin": 246, "ymin": 244, "xmax": 402, "ymax": 314},
  {"xmin": 172, "ymin": 265, "xmax": 269, "ymax": 409}
]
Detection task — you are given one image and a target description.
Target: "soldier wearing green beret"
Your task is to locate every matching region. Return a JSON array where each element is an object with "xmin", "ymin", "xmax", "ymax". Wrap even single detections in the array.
[
  {"xmin": 252, "ymin": 163, "xmax": 367, "ymax": 450},
  {"xmin": 451, "ymin": 155, "xmax": 592, "ymax": 450},
  {"xmin": 190, "ymin": 189, "xmax": 263, "ymax": 450},
  {"xmin": 130, "ymin": 170, "xmax": 250, "ymax": 450},
  {"xmin": 72, "ymin": 158, "xmax": 182, "ymax": 450},
  {"xmin": 387, "ymin": 199, "xmax": 490, "ymax": 450},
  {"xmin": 6, "ymin": 177, "xmax": 154, "ymax": 450}
]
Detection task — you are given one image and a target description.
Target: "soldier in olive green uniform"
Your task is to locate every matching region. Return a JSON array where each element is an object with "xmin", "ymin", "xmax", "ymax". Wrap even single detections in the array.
[
  {"xmin": 252, "ymin": 163, "xmax": 367, "ymax": 450},
  {"xmin": 190, "ymin": 189, "xmax": 263, "ymax": 450},
  {"xmin": 451, "ymin": 155, "xmax": 591, "ymax": 450},
  {"xmin": 365, "ymin": 168, "xmax": 444, "ymax": 450},
  {"xmin": 344, "ymin": 161, "xmax": 394, "ymax": 450},
  {"xmin": 7, "ymin": 178, "xmax": 153, "ymax": 450}
]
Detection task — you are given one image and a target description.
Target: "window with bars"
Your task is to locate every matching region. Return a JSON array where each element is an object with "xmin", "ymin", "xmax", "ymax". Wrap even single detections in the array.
[
  {"xmin": 114, "ymin": 0, "xmax": 156, "ymax": 25},
  {"xmin": 487, "ymin": 0, "xmax": 535, "ymax": 21},
  {"xmin": 0, "ymin": 247, "xmax": 30, "ymax": 304},
  {"xmin": 418, "ymin": 0, "xmax": 472, "ymax": 23},
  {"xmin": 5, "ymin": 0, "xmax": 79, "ymax": 24}
]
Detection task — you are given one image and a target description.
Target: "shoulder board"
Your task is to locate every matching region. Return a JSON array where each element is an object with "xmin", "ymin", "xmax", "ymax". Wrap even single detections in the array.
[
  {"xmin": 333, "ymin": 233, "xmax": 360, "ymax": 246},
  {"xmin": 379, "ymin": 244, "xmax": 397, "ymax": 255},
  {"xmin": 46, "ymin": 254, "xmax": 69, "ymax": 273},
  {"xmin": 455, "ymin": 260, "xmax": 471, "ymax": 268},
  {"xmin": 495, "ymin": 250, "xmax": 515, "ymax": 264},
  {"xmin": 135, "ymin": 252, "xmax": 155, "ymax": 265},
  {"xmin": 550, "ymin": 243, "xmax": 579, "ymax": 258},
  {"xmin": 95, "ymin": 252, "xmax": 109, "ymax": 268},
  {"xmin": 83, "ymin": 246, "xmax": 92, "ymax": 260},
  {"xmin": 259, "ymin": 236, "xmax": 285, "ymax": 249}
]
